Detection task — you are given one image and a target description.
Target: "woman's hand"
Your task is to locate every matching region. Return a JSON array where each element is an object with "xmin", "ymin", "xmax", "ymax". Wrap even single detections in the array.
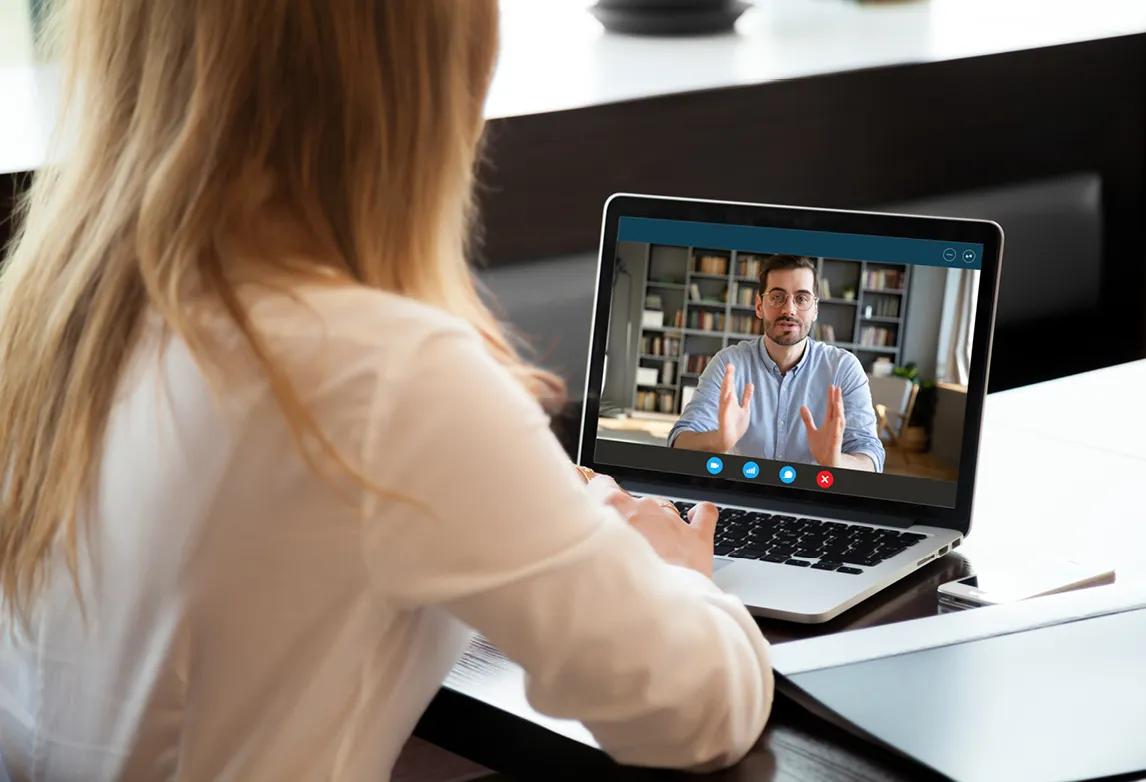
[{"xmin": 586, "ymin": 474, "xmax": 718, "ymax": 577}]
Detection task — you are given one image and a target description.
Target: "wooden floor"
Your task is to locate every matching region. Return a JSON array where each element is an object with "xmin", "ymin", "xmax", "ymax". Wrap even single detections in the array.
[{"xmin": 883, "ymin": 444, "xmax": 958, "ymax": 481}]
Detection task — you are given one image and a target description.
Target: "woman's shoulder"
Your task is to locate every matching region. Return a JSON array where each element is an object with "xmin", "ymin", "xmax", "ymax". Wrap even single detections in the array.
[
  {"xmin": 228, "ymin": 281, "xmax": 483, "ymax": 391},
  {"xmin": 251, "ymin": 283, "xmax": 472, "ymax": 345}
]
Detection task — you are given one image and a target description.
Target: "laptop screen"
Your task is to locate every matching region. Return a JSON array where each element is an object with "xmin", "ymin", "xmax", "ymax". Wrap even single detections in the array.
[{"xmin": 591, "ymin": 215, "xmax": 986, "ymax": 509}]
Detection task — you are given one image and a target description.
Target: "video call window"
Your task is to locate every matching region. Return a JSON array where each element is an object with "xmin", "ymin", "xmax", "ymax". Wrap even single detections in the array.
[{"xmin": 596, "ymin": 238, "xmax": 980, "ymax": 489}]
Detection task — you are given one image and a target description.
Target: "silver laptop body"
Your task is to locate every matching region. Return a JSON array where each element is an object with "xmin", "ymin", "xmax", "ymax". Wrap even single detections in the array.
[{"xmin": 577, "ymin": 194, "xmax": 1003, "ymax": 623}]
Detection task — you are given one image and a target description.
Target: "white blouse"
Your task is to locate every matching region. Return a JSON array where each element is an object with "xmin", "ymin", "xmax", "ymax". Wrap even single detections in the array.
[{"xmin": 0, "ymin": 283, "xmax": 772, "ymax": 780}]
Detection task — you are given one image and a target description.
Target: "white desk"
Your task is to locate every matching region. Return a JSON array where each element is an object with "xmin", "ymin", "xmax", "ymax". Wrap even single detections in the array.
[
  {"xmin": 963, "ymin": 360, "xmax": 1146, "ymax": 583},
  {"xmin": 982, "ymin": 359, "xmax": 1146, "ymax": 460},
  {"xmin": 431, "ymin": 362, "xmax": 1146, "ymax": 769}
]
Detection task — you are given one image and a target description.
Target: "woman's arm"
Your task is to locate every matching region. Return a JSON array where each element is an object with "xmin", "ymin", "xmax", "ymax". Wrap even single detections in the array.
[{"xmin": 359, "ymin": 326, "xmax": 773, "ymax": 771}]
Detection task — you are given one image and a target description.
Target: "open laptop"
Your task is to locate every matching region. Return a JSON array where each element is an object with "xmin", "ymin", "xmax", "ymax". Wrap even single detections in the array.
[{"xmin": 578, "ymin": 194, "xmax": 1003, "ymax": 623}]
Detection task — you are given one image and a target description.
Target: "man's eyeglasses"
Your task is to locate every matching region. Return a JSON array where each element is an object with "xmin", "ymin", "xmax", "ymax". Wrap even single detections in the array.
[{"xmin": 762, "ymin": 290, "xmax": 817, "ymax": 311}]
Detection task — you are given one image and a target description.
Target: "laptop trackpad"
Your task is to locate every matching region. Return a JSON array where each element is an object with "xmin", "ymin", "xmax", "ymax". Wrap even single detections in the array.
[{"xmin": 713, "ymin": 557, "xmax": 736, "ymax": 573}]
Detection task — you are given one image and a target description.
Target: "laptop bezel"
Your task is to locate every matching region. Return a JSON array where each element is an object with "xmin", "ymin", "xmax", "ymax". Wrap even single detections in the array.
[{"xmin": 576, "ymin": 193, "xmax": 1003, "ymax": 536}]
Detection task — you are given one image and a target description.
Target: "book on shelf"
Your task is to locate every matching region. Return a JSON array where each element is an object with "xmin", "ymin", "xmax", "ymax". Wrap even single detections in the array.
[
  {"xmin": 636, "ymin": 366, "xmax": 659, "ymax": 386},
  {"xmin": 688, "ymin": 282, "xmax": 702, "ymax": 302},
  {"xmin": 681, "ymin": 384, "xmax": 697, "ymax": 410},
  {"xmin": 693, "ymin": 253, "xmax": 729, "ymax": 276},
  {"xmin": 734, "ymin": 284, "xmax": 757, "ymax": 306},
  {"xmin": 640, "ymin": 334, "xmax": 681, "ymax": 357},
  {"xmin": 858, "ymin": 325, "xmax": 896, "ymax": 347},
  {"xmin": 815, "ymin": 323, "xmax": 836, "ymax": 342},
  {"xmin": 818, "ymin": 278, "xmax": 832, "ymax": 299},
  {"xmin": 634, "ymin": 389, "xmax": 675, "ymax": 413},
  {"xmin": 660, "ymin": 360, "xmax": 676, "ymax": 385},
  {"xmin": 682, "ymin": 352, "xmax": 714, "ymax": 374},
  {"xmin": 641, "ymin": 309, "xmax": 663, "ymax": 328},
  {"xmin": 866, "ymin": 297, "xmax": 901, "ymax": 318},
  {"xmin": 863, "ymin": 268, "xmax": 906, "ymax": 290},
  {"xmin": 687, "ymin": 310, "xmax": 725, "ymax": 331},
  {"xmin": 737, "ymin": 254, "xmax": 763, "ymax": 280},
  {"xmin": 729, "ymin": 313, "xmax": 763, "ymax": 335},
  {"xmin": 644, "ymin": 293, "xmax": 663, "ymax": 310}
]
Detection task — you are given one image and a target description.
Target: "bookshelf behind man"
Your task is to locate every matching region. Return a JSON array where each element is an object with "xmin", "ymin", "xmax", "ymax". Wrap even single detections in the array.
[{"xmin": 630, "ymin": 244, "xmax": 912, "ymax": 417}]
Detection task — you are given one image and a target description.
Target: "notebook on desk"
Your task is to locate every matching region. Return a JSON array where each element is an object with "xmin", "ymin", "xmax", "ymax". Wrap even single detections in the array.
[{"xmin": 770, "ymin": 583, "xmax": 1146, "ymax": 782}]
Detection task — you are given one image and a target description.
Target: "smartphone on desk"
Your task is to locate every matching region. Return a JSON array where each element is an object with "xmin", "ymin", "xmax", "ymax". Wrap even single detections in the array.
[{"xmin": 937, "ymin": 560, "xmax": 1116, "ymax": 610}]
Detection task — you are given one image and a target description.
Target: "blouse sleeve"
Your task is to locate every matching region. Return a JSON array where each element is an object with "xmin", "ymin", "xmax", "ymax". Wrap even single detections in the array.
[{"xmin": 358, "ymin": 326, "xmax": 773, "ymax": 771}]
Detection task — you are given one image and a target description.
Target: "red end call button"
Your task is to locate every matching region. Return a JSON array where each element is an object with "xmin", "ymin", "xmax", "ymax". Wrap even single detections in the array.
[{"xmin": 816, "ymin": 470, "xmax": 834, "ymax": 489}]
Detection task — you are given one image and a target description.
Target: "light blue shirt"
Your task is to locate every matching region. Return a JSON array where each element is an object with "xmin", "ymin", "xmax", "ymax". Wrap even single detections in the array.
[{"xmin": 668, "ymin": 337, "xmax": 886, "ymax": 472}]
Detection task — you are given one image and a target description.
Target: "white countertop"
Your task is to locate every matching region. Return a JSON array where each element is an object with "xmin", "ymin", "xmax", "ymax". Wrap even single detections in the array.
[
  {"xmin": 960, "ymin": 359, "xmax": 1146, "ymax": 580},
  {"xmin": 5, "ymin": 0, "xmax": 1146, "ymax": 174},
  {"xmin": 443, "ymin": 358, "xmax": 1146, "ymax": 751},
  {"xmin": 488, "ymin": 0, "xmax": 1146, "ymax": 118}
]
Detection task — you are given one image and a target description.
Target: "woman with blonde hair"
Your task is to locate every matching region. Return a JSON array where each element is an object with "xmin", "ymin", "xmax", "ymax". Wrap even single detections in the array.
[{"xmin": 0, "ymin": 1, "xmax": 772, "ymax": 779}]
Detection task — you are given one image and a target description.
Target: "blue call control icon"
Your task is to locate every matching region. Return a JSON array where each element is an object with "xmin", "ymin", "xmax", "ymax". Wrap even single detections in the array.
[{"xmin": 705, "ymin": 456, "xmax": 724, "ymax": 475}]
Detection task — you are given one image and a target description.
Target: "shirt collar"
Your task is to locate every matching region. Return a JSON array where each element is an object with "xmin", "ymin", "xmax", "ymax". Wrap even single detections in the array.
[{"xmin": 759, "ymin": 336, "xmax": 815, "ymax": 375}]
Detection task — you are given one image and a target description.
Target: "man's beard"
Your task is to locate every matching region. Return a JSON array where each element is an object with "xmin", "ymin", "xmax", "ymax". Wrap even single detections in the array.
[{"xmin": 764, "ymin": 316, "xmax": 809, "ymax": 346}]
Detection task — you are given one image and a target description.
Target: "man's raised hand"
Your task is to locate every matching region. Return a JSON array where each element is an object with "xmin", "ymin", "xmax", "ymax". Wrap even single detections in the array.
[
  {"xmin": 800, "ymin": 384, "xmax": 845, "ymax": 467},
  {"xmin": 717, "ymin": 363, "xmax": 754, "ymax": 452}
]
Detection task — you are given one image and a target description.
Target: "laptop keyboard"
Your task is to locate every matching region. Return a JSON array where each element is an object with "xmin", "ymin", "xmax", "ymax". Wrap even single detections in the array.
[{"xmin": 673, "ymin": 501, "xmax": 927, "ymax": 575}]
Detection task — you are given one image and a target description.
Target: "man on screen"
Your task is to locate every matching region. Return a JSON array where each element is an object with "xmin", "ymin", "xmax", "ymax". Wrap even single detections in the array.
[{"xmin": 669, "ymin": 255, "xmax": 885, "ymax": 473}]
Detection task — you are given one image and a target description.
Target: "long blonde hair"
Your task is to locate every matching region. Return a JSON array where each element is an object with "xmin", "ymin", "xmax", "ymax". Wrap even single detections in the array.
[{"xmin": 0, "ymin": 0, "xmax": 563, "ymax": 624}]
